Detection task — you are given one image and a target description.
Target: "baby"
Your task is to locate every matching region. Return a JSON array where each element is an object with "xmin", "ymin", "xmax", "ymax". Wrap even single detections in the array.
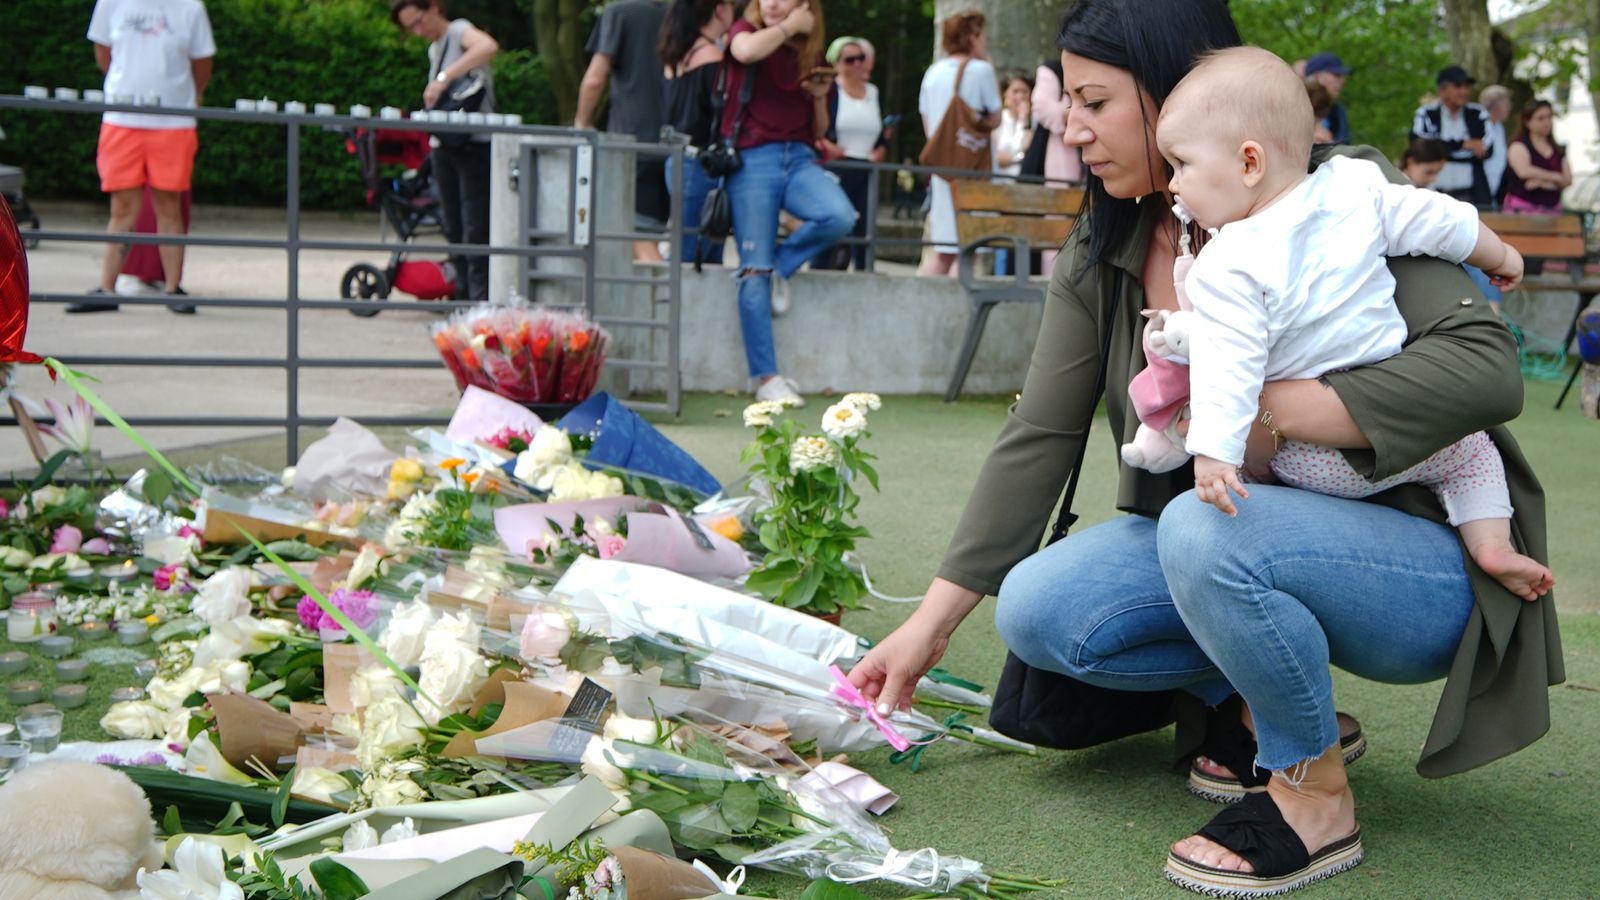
[{"xmin": 1140, "ymin": 46, "xmax": 1551, "ymax": 600}]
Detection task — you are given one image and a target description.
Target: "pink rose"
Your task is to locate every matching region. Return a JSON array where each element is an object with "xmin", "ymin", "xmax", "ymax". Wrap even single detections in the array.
[
  {"xmin": 519, "ymin": 610, "xmax": 571, "ymax": 659},
  {"xmin": 596, "ymin": 535, "xmax": 626, "ymax": 559},
  {"xmin": 153, "ymin": 563, "xmax": 186, "ymax": 592},
  {"xmin": 81, "ymin": 538, "xmax": 111, "ymax": 555},
  {"xmin": 50, "ymin": 525, "xmax": 83, "ymax": 554},
  {"xmin": 0, "ymin": 499, "xmax": 8, "ymax": 519}
]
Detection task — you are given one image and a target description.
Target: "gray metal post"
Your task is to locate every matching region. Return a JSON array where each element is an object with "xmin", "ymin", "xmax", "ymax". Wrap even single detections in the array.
[
  {"xmin": 667, "ymin": 150, "xmax": 684, "ymax": 415},
  {"xmin": 285, "ymin": 120, "xmax": 301, "ymax": 466},
  {"xmin": 864, "ymin": 166, "xmax": 880, "ymax": 272}
]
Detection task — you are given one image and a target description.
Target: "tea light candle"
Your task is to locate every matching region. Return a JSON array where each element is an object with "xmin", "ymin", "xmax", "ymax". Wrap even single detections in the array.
[
  {"xmin": 349, "ymin": 104, "xmax": 371, "ymax": 117},
  {"xmin": 257, "ymin": 98, "xmax": 278, "ymax": 112},
  {"xmin": 504, "ymin": 113, "xmax": 523, "ymax": 126},
  {"xmin": 284, "ymin": 101, "xmax": 306, "ymax": 114},
  {"xmin": 0, "ymin": 723, "xmax": 12, "ymax": 740},
  {"xmin": 84, "ymin": 89, "xmax": 105, "ymax": 102},
  {"xmin": 7, "ymin": 681, "xmax": 43, "ymax": 705},
  {"xmin": 77, "ymin": 621, "xmax": 110, "ymax": 641},
  {"xmin": 447, "ymin": 110, "xmax": 468, "ymax": 125},
  {"xmin": 116, "ymin": 621, "xmax": 149, "ymax": 646},
  {"xmin": 314, "ymin": 102, "xmax": 336, "ymax": 116},
  {"xmin": 132, "ymin": 659, "xmax": 158, "ymax": 683},
  {"xmin": 141, "ymin": 92, "xmax": 162, "ymax": 106},
  {"xmin": 54, "ymin": 659, "xmax": 91, "ymax": 682},
  {"xmin": 40, "ymin": 636, "xmax": 74, "ymax": 659},
  {"xmin": 112, "ymin": 92, "xmax": 136, "ymax": 104},
  {"xmin": 51, "ymin": 684, "xmax": 87, "ymax": 709},
  {"xmin": 111, "ymin": 686, "xmax": 144, "ymax": 703},
  {"xmin": 466, "ymin": 112, "xmax": 487, "ymax": 126},
  {"xmin": 23, "ymin": 86, "xmax": 49, "ymax": 99},
  {"xmin": 0, "ymin": 653, "xmax": 26, "ymax": 675},
  {"xmin": 54, "ymin": 87, "xmax": 79, "ymax": 101},
  {"xmin": 379, "ymin": 106, "xmax": 402, "ymax": 120}
]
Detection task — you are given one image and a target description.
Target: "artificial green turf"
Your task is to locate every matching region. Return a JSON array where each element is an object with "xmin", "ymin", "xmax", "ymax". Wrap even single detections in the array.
[
  {"xmin": 0, "ymin": 632, "xmax": 156, "ymax": 743},
  {"xmin": 66, "ymin": 380, "xmax": 1600, "ymax": 897}
]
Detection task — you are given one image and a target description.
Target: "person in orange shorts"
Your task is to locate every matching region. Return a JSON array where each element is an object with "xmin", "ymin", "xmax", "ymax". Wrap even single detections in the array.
[{"xmin": 74, "ymin": 0, "xmax": 216, "ymax": 315}]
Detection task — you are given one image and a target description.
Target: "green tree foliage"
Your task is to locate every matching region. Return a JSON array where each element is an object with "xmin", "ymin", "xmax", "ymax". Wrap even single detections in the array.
[
  {"xmin": 1, "ymin": 0, "xmax": 555, "ymax": 208},
  {"xmin": 1232, "ymin": 0, "xmax": 1450, "ymax": 160}
]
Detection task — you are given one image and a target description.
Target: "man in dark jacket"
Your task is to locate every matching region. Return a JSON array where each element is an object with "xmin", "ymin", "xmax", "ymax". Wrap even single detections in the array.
[
  {"xmin": 1305, "ymin": 52, "xmax": 1351, "ymax": 144},
  {"xmin": 1411, "ymin": 65, "xmax": 1492, "ymax": 207}
]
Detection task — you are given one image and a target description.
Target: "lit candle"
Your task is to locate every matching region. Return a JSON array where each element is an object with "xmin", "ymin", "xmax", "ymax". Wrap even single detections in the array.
[
  {"xmin": 284, "ymin": 101, "xmax": 307, "ymax": 114},
  {"xmin": 0, "ymin": 652, "xmax": 26, "ymax": 675},
  {"xmin": 23, "ymin": 86, "xmax": 49, "ymax": 99},
  {"xmin": 110, "ymin": 687, "xmax": 144, "ymax": 703},
  {"xmin": 51, "ymin": 684, "xmax": 88, "ymax": 709},
  {"xmin": 39, "ymin": 636, "xmax": 74, "ymax": 659},
  {"xmin": 116, "ymin": 621, "xmax": 149, "ymax": 646},
  {"xmin": 53, "ymin": 87, "xmax": 79, "ymax": 101},
  {"xmin": 54, "ymin": 659, "xmax": 91, "ymax": 682},
  {"xmin": 76, "ymin": 621, "xmax": 110, "ymax": 641},
  {"xmin": 6, "ymin": 681, "xmax": 43, "ymax": 705}
]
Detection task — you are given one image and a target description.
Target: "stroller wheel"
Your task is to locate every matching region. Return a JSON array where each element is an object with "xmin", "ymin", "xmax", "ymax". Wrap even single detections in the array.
[{"xmin": 341, "ymin": 263, "xmax": 389, "ymax": 317}]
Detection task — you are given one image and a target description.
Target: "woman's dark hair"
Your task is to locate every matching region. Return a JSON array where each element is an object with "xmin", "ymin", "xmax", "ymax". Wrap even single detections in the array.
[
  {"xmin": 1001, "ymin": 68, "xmax": 1035, "ymax": 95},
  {"xmin": 1399, "ymin": 137, "xmax": 1447, "ymax": 168},
  {"xmin": 1056, "ymin": 0, "xmax": 1241, "ymax": 274},
  {"xmin": 659, "ymin": 0, "xmax": 723, "ymax": 70},
  {"xmin": 1514, "ymin": 98, "xmax": 1565, "ymax": 155},
  {"xmin": 389, "ymin": 0, "xmax": 439, "ymax": 27}
]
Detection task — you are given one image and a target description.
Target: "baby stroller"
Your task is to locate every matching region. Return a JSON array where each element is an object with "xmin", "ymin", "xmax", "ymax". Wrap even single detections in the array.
[
  {"xmin": 338, "ymin": 127, "xmax": 455, "ymax": 317},
  {"xmin": 0, "ymin": 126, "xmax": 41, "ymax": 249}
]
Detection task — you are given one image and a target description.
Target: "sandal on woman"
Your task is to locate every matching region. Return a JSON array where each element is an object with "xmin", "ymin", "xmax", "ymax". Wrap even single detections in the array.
[
  {"xmin": 1163, "ymin": 792, "xmax": 1364, "ymax": 897},
  {"xmin": 1188, "ymin": 712, "xmax": 1366, "ymax": 805}
]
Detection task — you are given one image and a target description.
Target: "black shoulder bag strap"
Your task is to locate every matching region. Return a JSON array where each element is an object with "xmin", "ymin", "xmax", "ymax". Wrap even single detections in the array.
[
  {"xmin": 1046, "ymin": 268, "xmax": 1122, "ymax": 545},
  {"xmin": 696, "ymin": 60, "xmax": 757, "ymax": 272}
]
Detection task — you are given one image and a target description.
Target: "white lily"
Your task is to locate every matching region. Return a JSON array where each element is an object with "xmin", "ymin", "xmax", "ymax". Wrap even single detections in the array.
[
  {"xmin": 182, "ymin": 733, "xmax": 255, "ymax": 786},
  {"xmin": 40, "ymin": 396, "xmax": 94, "ymax": 455},
  {"xmin": 137, "ymin": 836, "xmax": 244, "ymax": 900}
]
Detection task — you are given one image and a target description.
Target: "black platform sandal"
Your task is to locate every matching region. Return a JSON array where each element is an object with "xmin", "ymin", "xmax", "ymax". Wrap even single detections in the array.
[
  {"xmin": 1187, "ymin": 711, "xmax": 1366, "ymax": 805},
  {"xmin": 1163, "ymin": 792, "xmax": 1364, "ymax": 897}
]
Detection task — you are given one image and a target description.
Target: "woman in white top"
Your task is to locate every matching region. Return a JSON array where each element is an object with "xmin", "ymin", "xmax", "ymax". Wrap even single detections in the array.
[
  {"xmin": 816, "ymin": 36, "xmax": 883, "ymax": 270},
  {"xmin": 918, "ymin": 10, "xmax": 1000, "ymax": 276},
  {"xmin": 993, "ymin": 70, "xmax": 1033, "ymax": 177}
]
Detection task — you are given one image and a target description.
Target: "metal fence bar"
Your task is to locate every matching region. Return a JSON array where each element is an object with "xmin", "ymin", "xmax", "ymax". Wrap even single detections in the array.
[{"xmin": 285, "ymin": 119, "xmax": 302, "ymax": 464}]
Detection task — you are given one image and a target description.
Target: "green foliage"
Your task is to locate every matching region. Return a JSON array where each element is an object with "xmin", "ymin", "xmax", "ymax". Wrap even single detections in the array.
[
  {"xmin": 1232, "ymin": 0, "xmax": 1451, "ymax": 160},
  {"xmin": 0, "ymin": 0, "xmax": 554, "ymax": 209}
]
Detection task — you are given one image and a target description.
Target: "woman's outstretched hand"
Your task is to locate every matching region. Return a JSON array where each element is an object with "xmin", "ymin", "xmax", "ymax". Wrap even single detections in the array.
[{"xmin": 847, "ymin": 615, "xmax": 951, "ymax": 716}]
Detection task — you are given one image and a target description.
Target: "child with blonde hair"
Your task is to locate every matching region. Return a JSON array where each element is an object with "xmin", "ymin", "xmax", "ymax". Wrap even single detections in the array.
[{"xmin": 1134, "ymin": 45, "xmax": 1551, "ymax": 600}]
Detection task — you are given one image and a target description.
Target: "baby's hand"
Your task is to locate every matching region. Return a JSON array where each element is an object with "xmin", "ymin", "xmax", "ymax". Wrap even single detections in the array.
[
  {"xmin": 1487, "ymin": 244, "xmax": 1524, "ymax": 291},
  {"xmin": 1193, "ymin": 455, "xmax": 1248, "ymax": 517}
]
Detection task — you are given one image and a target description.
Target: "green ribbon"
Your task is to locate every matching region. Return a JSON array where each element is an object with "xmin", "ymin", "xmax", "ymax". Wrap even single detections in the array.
[
  {"xmin": 925, "ymin": 667, "xmax": 984, "ymax": 692},
  {"xmin": 526, "ymin": 875, "xmax": 556, "ymax": 900},
  {"xmin": 44, "ymin": 358, "xmax": 200, "ymax": 495},
  {"xmin": 887, "ymin": 713, "xmax": 973, "ymax": 773}
]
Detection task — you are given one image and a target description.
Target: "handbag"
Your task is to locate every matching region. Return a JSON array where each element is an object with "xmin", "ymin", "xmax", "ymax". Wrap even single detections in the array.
[
  {"xmin": 432, "ymin": 30, "xmax": 487, "ymax": 150},
  {"xmin": 918, "ymin": 58, "xmax": 994, "ymax": 173},
  {"xmin": 987, "ymin": 270, "xmax": 1183, "ymax": 749},
  {"xmin": 699, "ymin": 59, "xmax": 756, "ymax": 179},
  {"xmin": 694, "ymin": 180, "xmax": 733, "ymax": 273}
]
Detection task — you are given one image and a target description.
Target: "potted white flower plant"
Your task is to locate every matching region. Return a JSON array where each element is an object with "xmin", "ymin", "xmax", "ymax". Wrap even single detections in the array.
[{"xmin": 739, "ymin": 393, "xmax": 881, "ymax": 622}]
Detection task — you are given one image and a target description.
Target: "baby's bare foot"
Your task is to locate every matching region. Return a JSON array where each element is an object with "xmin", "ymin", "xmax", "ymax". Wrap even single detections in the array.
[{"xmin": 1472, "ymin": 543, "xmax": 1554, "ymax": 601}]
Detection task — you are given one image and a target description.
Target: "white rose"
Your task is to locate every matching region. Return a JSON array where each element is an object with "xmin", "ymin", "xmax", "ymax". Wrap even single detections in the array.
[
  {"xmin": 0, "ymin": 546, "xmax": 33, "ymax": 568},
  {"xmin": 789, "ymin": 436, "xmax": 839, "ymax": 472},
  {"xmin": 546, "ymin": 463, "xmax": 593, "ymax": 502},
  {"xmin": 28, "ymin": 485, "xmax": 67, "ymax": 512},
  {"xmin": 192, "ymin": 568, "xmax": 254, "ymax": 625},
  {"xmin": 464, "ymin": 545, "xmax": 506, "ymax": 578},
  {"xmin": 820, "ymin": 402, "xmax": 867, "ymax": 440},
  {"xmin": 100, "ymin": 700, "xmax": 167, "ymax": 739},
  {"xmin": 292, "ymin": 766, "xmax": 350, "ymax": 805},
  {"xmin": 519, "ymin": 610, "xmax": 571, "ymax": 660},
  {"xmin": 602, "ymin": 713, "xmax": 661, "ymax": 745},
  {"xmin": 517, "ymin": 427, "xmax": 573, "ymax": 475},
  {"xmin": 330, "ymin": 713, "xmax": 364, "ymax": 742},
  {"xmin": 367, "ymin": 775, "xmax": 426, "ymax": 808},
  {"xmin": 586, "ymin": 471, "xmax": 624, "ymax": 500},
  {"xmin": 346, "ymin": 545, "xmax": 384, "ymax": 590},
  {"xmin": 193, "ymin": 660, "xmax": 251, "ymax": 696},
  {"xmin": 579, "ymin": 737, "xmax": 629, "ymax": 791},
  {"xmin": 424, "ymin": 611, "xmax": 479, "ymax": 655},
  {"xmin": 349, "ymin": 666, "xmax": 404, "ymax": 710},
  {"xmin": 342, "ymin": 820, "xmax": 379, "ymax": 852},
  {"xmin": 27, "ymin": 552, "xmax": 90, "ymax": 576},
  {"xmin": 357, "ymin": 696, "xmax": 427, "ymax": 770},
  {"xmin": 281, "ymin": 466, "xmax": 297, "ymax": 490},
  {"xmin": 417, "ymin": 643, "xmax": 489, "ymax": 723},
  {"xmin": 381, "ymin": 817, "xmax": 418, "ymax": 844},
  {"xmin": 142, "ymin": 536, "xmax": 197, "ymax": 566},
  {"xmin": 162, "ymin": 708, "xmax": 195, "ymax": 750},
  {"xmin": 148, "ymin": 670, "xmax": 204, "ymax": 711},
  {"xmin": 840, "ymin": 392, "xmax": 882, "ymax": 412},
  {"xmin": 378, "ymin": 600, "xmax": 436, "ymax": 668}
]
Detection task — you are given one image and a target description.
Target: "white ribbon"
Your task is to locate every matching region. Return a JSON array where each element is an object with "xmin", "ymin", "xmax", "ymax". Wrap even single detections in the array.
[
  {"xmin": 842, "ymin": 552, "xmax": 921, "ymax": 603},
  {"xmin": 824, "ymin": 847, "xmax": 942, "ymax": 887},
  {"xmin": 691, "ymin": 859, "xmax": 746, "ymax": 894}
]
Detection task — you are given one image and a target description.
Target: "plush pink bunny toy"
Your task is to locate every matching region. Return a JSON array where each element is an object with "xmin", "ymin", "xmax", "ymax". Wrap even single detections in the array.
[{"xmin": 1119, "ymin": 202, "xmax": 1202, "ymax": 473}]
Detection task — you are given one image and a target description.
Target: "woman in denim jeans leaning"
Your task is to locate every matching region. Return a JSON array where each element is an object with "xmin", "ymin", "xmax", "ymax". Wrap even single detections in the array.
[
  {"xmin": 722, "ymin": 0, "xmax": 855, "ymax": 407},
  {"xmin": 847, "ymin": 0, "xmax": 1561, "ymax": 896}
]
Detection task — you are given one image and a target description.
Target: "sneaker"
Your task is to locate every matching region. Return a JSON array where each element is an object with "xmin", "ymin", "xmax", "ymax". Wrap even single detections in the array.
[
  {"xmin": 770, "ymin": 272, "xmax": 791, "ymax": 317},
  {"xmin": 113, "ymin": 274, "xmax": 159, "ymax": 297},
  {"xmin": 65, "ymin": 288, "xmax": 120, "ymax": 314},
  {"xmin": 754, "ymin": 376, "xmax": 806, "ymax": 408},
  {"xmin": 166, "ymin": 286, "xmax": 196, "ymax": 315}
]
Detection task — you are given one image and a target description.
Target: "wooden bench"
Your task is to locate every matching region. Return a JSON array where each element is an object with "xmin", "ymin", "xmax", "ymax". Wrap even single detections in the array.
[
  {"xmin": 944, "ymin": 180, "xmax": 1085, "ymax": 401},
  {"xmin": 1481, "ymin": 211, "xmax": 1600, "ymax": 409}
]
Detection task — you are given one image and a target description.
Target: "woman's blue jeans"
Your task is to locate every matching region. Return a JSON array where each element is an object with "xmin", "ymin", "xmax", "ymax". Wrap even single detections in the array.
[
  {"xmin": 666, "ymin": 153, "xmax": 725, "ymax": 266},
  {"xmin": 995, "ymin": 485, "xmax": 1476, "ymax": 771},
  {"xmin": 727, "ymin": 141, "xmax": 856, "ymax": 378}
]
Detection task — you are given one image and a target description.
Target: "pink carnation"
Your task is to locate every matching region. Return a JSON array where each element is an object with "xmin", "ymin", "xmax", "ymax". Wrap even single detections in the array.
[
  {"xmin": 81, "ymin": 538, "xmax": 111, "ymax": 555},
  {"xmin": 596, "ymin": 535, "xmax": 627, "ymax": 559},
  {"xmin": 50, "ymin": 525, "xmax": 83, "ymax": 554},
  {"xmin": 298, "ymin": 588, "xmax": 380, "ymax": 638}
]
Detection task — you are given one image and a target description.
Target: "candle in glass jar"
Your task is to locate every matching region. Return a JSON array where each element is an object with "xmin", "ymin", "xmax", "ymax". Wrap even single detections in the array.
[
  {"xmin": 0, "ymin": 652, "xmax": 26, "ymax": 675},
  {"xmin": 7, "ymin": 592, "xmax": 57, "ymax": 643},
  {"xmin": 132, "ymin": 659, "xmax": 158, "ymax": 683},
  {"xmin": 51, "ymin": 684, "xmax": 88, "ymax": 709},
  {"xmin": 54, "ymin": 659, "xmax": 91, "ymax": 682},
  {"xmin": 76, "ymin": 621, "xmax": 110, "ymax": 641},
  {"xmin": 116, "ymin": 621, "xmax": 149, "ymax": 646},
  {"xmin": 40, "ymin": 636, "xmax": 74, "ymax": 659},
  {"xmin": 7, "ymin": 681, "xmax": 43, "ymax": 704}
]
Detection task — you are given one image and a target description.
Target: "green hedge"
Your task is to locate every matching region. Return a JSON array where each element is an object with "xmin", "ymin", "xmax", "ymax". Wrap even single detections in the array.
[{"xmin": 1, "ymin": 0, "xmax": 554, "ymax": 209}]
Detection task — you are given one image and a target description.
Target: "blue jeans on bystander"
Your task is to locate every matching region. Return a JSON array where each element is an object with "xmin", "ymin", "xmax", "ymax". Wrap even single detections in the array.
[
  {"xmin": 995, "ymin": 485, "xmax": 1476, "ymax": 771},
  {"xmin": 726, "ymin": 141, "xmax": 856, "ymax": 378},
  {"xmin": 665, "ymin": 153, "xmax": 725, "ymax": 266}
]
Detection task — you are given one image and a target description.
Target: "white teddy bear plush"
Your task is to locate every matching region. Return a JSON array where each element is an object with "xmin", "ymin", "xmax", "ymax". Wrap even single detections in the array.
[{"xmin": 0, "ymin": 761, "xmax": 163, "ymax": 899}]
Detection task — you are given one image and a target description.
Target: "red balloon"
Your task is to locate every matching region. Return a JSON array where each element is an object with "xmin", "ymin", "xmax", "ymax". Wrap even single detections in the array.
[{"xmin": 0, "ymin": 195, "xmax": 42, "ymax": 365}]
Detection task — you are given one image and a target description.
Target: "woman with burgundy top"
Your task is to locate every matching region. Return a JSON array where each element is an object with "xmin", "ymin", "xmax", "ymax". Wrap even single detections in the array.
[
  {"xmin": 724, "ymin": 0, "xmax": 856, "ymax": 407},
  {"xmin": 1503, "ymin": 99, "xmax": 1572, "ymax": 216}
]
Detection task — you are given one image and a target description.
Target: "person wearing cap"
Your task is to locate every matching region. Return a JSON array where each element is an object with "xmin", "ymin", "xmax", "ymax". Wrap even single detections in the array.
[
  {"xmin": 814, "ymin": 35, "xmax": 884, "ymax": 271},
  {"xmin": 1304, "ymin": 52, "xmax": 1350, "ymax": 143},
  {"xmin": 1411, "ymin": 64, "xmax": 1492, "ymax": 206}
]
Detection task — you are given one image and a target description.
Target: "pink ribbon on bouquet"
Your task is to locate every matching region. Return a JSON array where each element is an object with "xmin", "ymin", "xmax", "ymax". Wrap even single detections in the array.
[{"xmin": 829, "ymin": 664, "xmax": 916, "ymax": 752}]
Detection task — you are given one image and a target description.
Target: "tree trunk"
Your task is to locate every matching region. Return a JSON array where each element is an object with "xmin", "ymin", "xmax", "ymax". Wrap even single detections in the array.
[
  {"xmin": 533, "ymin": 0, "xmax": 587, "ymax": 125},
  {"xmin": 931, "ymin": 0, "xmax": 1062, "ymax": 73},
  {"xmin": 1440, "ymin": 0, "xmax": 1498, "ymax": 84}
]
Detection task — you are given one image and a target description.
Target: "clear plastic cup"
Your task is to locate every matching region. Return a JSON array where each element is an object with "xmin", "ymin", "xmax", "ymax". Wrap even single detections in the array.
[
  {"xmin": 16, "ymin": 708, "xmax": 63, "ymax": 755},
  {"xmin": 0, "ymin": 741, "xmax": 28, "ymax": 776}
]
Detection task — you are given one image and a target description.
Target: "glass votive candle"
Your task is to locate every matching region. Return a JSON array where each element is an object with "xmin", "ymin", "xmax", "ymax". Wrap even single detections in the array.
[
  {"xmin": 116, "ymin": 621, "xmax": 149, "ymax": 646},
  {"xmin": 23, "ymin": 86, "xmax": 49, "ymax": 99},
  {"xmin": 40, "ymin": 636, "xmax": 74, "ymax": 659},
  {"xmin": 53, "ymin": 87, "xmax": 79, "ymax": 101},
  {"xmin": 6, "ymin": 681, "xmax": 43, "ymax": 705},
  {"xmin": 16, "ymin": 707, "xmax": 63, "ymax": 754},
  {"xmin": 84, "ymin": 89, "xmax": 105, "ymax": 102},
  {"xmin": 76, "ymin": 621, "xmax": 110, "ymax": 641},
  {"xmin": 54, "ymin": 659, "xmax": 90, "ymax": 682},
  {"xmin": 0, "ymin": 741, "xmax": 29, "ymax": 776},
  {"xmin": 0, "ymin": 653, "xmax": 27, "ymax": 675},
  {"xmin": 313, "ymin": 102, "xmax": 336, "ymax": 116},
  {"xmin": 110, "ymin": 686, "xmax": 144, "ymax": 703},
  {"xmin": 132, "ymin": 659, "xmax": 158, "ymax": 683},
  {"xmin": 284, "ymin": 100, "xmax": 306, "ymax": 114},
  {"xmin": 7, "ymin": 592, "xmax": 58, "ymax": 643},
  {"xmin": 51, "ymin": 684, "xmax": 87, "ymax": 709}
]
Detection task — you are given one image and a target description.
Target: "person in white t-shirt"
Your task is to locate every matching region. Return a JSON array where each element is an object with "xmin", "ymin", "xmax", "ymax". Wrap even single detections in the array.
[
  {"xmin": 1141, "ymin": 47, "xmax": 1551, "ymax": 601},
  {"xmin": 76, "ymin": 0, "xmax": 215, "ymax": 315}
]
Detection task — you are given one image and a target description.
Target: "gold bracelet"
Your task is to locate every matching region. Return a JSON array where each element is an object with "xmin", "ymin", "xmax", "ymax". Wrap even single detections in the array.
[{"xmin": 1257, "ymin": 392, "xmax": 1286, "ymax": 452}]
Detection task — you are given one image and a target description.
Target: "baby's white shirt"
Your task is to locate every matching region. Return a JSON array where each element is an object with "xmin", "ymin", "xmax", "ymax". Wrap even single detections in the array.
[{"xmin": 1182, "ymin": 155, "xmax": 1482, "ymax": 465}]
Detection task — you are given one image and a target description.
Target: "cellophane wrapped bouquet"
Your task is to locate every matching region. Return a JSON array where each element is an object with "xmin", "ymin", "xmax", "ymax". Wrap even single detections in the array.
[{"xmin": 432, "ymin": 304, "xmax": 609, "ymax": 404}]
